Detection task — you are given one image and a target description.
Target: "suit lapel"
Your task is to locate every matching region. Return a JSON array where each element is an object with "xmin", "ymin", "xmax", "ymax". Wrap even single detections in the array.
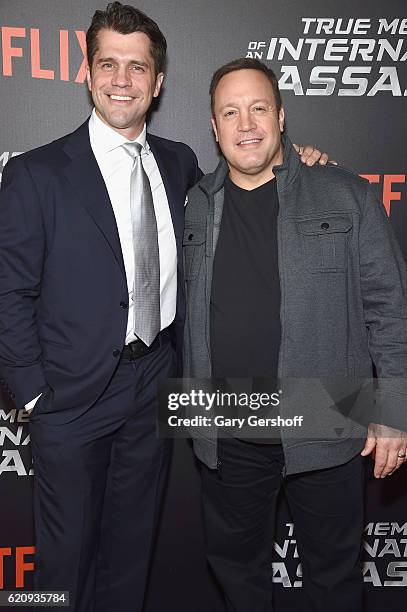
[
  {"xmin": 147, "ymin": 135, "xmax": 184, "ymax": 240},
  {"xmin": 62, "ymin": 121, "xmax": 126, "ymax": 279},
  {"xmin": 61, "ymin": 125, "xmax": 184, "ymax": 282}
]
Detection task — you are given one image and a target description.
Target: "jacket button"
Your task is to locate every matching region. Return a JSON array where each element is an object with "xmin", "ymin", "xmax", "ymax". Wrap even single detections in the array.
[
  {"xmin": 120, "ymin": 301, "xmax": 128, "ymax": 309},
  {"xmin": 321, "ymin": 222, "xmax": 330, "ymax": 230},
  {"xmin": 10, "ymin": 393, "xmax": 15, "ymax": 399},
  {"xmin": 188, "ymin": 233, "xmax": 194, "ymax": 241},
  {"xmin": 112, "ymin": 349, "xmax": 121, "ymax": 358}
]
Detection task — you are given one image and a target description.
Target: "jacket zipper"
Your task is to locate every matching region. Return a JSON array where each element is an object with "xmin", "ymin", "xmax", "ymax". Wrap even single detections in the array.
[
  {"xmin": 275, "ymin": 169, "xmax": 287, "ymax": 478},
  {"xmin": 205, "ymin": 194, "xmax": 215, "ymax": 374}
]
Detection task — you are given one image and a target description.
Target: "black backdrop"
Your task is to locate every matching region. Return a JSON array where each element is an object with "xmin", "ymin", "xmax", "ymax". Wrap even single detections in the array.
[{"xmin": 0, "ymin": 1, "xmax": 406, "ymax": 610}]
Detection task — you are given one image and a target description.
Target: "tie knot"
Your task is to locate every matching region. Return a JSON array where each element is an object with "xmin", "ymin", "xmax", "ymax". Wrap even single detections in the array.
[{"xmin": 122, "ymin": 141, "xmax": 143, "ymax": 159}]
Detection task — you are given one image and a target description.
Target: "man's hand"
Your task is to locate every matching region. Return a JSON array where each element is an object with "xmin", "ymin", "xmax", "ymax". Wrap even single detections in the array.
[
  {"xmin": 361, "ymin": 423, "xmax": 407, "ymax": 478},
  {"xmin": 293, "ymin": 143, "xmax": 337, "ymax": 167}
]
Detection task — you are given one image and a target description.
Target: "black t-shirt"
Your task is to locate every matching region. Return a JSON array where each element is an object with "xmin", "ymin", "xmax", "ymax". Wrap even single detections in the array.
[{"xmin": 210, "ymin": 175, "xmax": 281, "ymax": 444}]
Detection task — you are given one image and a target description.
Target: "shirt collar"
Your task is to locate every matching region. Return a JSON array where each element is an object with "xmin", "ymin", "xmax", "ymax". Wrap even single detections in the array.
[{"xmin": 88, "ymin": 108, "xmax": 150, "ymax": 155}]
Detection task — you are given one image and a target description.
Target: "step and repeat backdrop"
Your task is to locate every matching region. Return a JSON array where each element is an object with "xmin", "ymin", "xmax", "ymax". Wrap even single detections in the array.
[{"xmin": 1, "ymin": 1, "xmax": 406, "ymax": 610}]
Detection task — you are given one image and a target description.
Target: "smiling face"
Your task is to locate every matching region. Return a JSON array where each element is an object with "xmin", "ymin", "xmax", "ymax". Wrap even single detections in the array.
[
  {"xmin": 211, "ymin": 69, "xmax": 285, "ymax": 189},
  {"xmin": 86, "ymin": 28, "xmax": 164, "ymax": 140}
]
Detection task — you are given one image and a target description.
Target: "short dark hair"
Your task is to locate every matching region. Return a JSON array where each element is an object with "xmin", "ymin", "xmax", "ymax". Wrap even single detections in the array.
[
  {"xmin": 210, "ymin": 58, "xmax": 282, "ymax": 115},
  {"xmin": 86, "ymin": 2, "xmax": 167, "ymax": 75}
]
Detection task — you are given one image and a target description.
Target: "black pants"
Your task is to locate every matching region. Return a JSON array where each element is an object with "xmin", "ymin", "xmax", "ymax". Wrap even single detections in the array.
[
  {"xmin": 29, "ymin": 341, "xmax": 175, "ymax": 612},
  {"xmin": 201, "ymin": 437, "xmax": 364, "ymax": 612}
]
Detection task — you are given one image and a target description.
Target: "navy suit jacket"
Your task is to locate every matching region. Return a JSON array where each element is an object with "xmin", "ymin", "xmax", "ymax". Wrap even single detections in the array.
[{"xmin": 0, "ymin": 120, "xmax": 200, "ymax": 419}]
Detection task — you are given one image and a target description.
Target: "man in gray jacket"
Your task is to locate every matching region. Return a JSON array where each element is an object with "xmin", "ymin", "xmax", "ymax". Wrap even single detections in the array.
[{"xmin": 182, "ymin": 58, "xmax": 407, "ymax": 612}]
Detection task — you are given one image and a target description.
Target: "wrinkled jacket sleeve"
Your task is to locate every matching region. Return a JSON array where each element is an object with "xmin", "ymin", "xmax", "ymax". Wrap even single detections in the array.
[
  {"xmin": 359, "ymin": 183, "xmax": 407, "ymax": 431},
  {"xmin": 0, "ymin": 157, "xmax": 47, "ymax": 407}
]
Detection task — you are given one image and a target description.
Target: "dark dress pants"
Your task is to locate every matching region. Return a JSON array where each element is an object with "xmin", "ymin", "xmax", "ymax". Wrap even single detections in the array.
[
  {"xmin": 201, "ymin": 437, "xmax": 364, "ymax": 612},
  {"xmin": 29, "ymin": 341, "xmax": 175, "ymax": 612}
]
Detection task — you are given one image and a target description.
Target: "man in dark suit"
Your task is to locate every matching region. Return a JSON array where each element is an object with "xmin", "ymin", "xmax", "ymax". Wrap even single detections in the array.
[
  {"xmin": 0, "ymin": 3, "xmax": 327, "ymax": 611},
  {"xmin": 0, "ymin": 3, "xmax": 199, "ymax": 611}
]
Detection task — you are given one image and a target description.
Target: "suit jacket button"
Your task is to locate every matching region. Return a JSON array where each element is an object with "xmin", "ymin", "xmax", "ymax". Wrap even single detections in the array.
[
  {"xmin": 120, "ymin": 301, "xmax": 128, "ymax": 309},
  {"xmin": 321, "ymin": 222, "xmax": 330, "ymax": 230},
  {"xmin": 112, "ymin": 349, "xmax": 121, "ymax": 358},
  {"xmin": 10, "ymin": 393, "xmax": 15, "ymax": 399}
]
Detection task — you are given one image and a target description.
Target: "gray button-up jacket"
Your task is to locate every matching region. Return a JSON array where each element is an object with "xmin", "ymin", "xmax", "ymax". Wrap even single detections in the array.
[{"xmin": 183, "ymin": 134, "xmax": 407, "ymax": 475}]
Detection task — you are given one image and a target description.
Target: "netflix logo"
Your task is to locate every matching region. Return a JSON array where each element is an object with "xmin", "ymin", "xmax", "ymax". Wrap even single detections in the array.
[
  {"xmin": 1, "ymin": 26, "xmax": 87, "ymax": 83},
  {"xmin": 361, "ymin": 174, "xmax": 406, "ymax": 216},
  {"xmin": 0, "ymin": 546, "xmax": 34, "ymax": 589}
]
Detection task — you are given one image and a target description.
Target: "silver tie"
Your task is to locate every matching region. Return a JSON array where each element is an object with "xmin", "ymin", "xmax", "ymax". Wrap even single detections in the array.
[{"xmin": 122, "ymin": 142, "xmax": 160, "ymax": 346}]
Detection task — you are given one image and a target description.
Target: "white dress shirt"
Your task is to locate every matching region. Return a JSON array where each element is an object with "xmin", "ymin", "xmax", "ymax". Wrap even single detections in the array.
[
  {"xmin": 25, "ymin": 110, "xmax": 177, "ymax": 412},
  {"xmin": 89, "ymin": 109, "xmax": 177, "ymax": 344}
]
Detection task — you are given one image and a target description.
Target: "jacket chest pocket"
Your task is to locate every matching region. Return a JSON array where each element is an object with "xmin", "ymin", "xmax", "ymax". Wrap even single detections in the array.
[
  {"xmin": 297, "ymin": 215, "xmax": 353, "ymax": 273},
  {"xmin": 183, "ymin": 227, "xmax": 206, "ymax": 280}
]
